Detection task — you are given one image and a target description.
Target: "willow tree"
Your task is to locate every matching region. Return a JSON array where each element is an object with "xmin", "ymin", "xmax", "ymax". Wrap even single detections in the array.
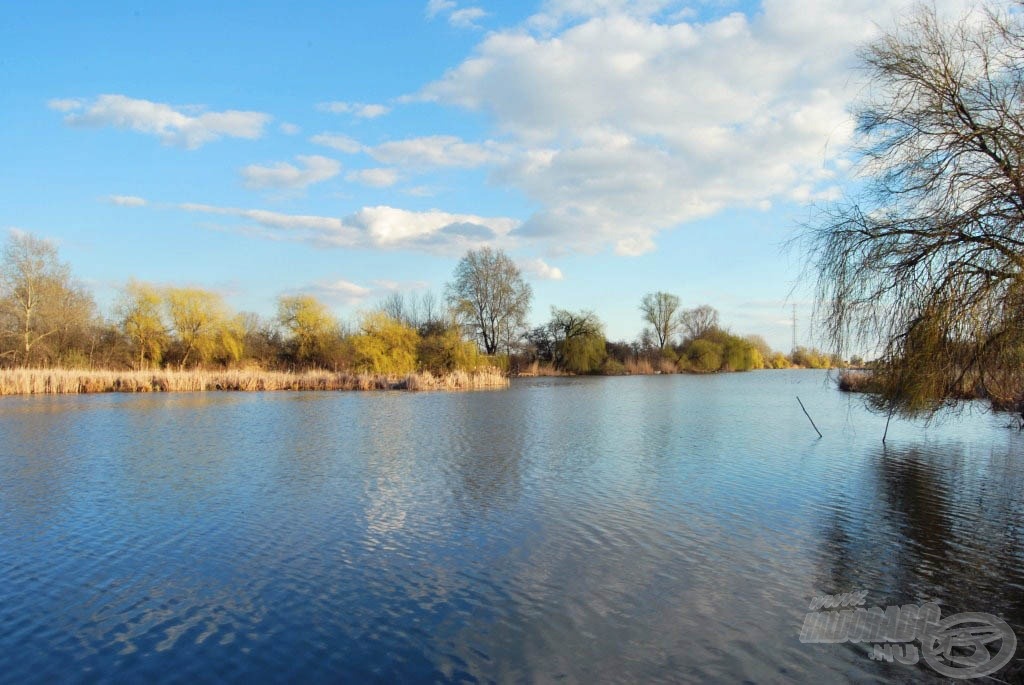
[
  {"xmin": 548, "ymin": 307, "xmax": 606, "ymax": 374},
  {"xmin": 116, "ymin": 280, "xmax": 167, "ymax": 368},
  {"xmin": 276, "ymin": 294, "xmax": 341, "ymax": 367},
  {"xmin": 447, "ymin": 248, "xmax": 532, "ymax": 355},
  {"xmin": 807, "ymin": 4, "xmax": 1024, "ymax": 416},
  {"xmin": 165, "ymin": 287, "xmax": 241, "ymax": 368}
]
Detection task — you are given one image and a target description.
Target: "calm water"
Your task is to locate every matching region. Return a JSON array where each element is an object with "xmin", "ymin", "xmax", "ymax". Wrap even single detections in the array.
[{"xmin": 1, "ymin": 370, "xmax": 1022, "ymax": 683}]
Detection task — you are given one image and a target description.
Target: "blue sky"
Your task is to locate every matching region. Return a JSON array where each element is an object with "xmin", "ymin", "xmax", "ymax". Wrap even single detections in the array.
[{"xmin": 1, "ymin": 0, "xmax": 973, "ymax": 351}]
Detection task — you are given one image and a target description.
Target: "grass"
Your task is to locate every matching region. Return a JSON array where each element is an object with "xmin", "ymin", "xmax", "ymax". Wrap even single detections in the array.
[{"xmin": 0, "ymin": 367, "xmax": 509, "ymax": 396}]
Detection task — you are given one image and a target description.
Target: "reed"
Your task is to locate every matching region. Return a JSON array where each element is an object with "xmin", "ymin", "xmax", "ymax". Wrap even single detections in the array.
[
  {"xmin": 837, "ymin": 370, "xmax": 877, "ymax": 393},
  {"xmin": 0, "ymin": 367, "xmax": 509, "ymax": 396}
]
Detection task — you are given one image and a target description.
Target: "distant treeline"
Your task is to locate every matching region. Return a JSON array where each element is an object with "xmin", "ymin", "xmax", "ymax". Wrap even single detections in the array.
[{"xmin": 0, "ymin": 232, "xmax": 839, "ymax": 376}]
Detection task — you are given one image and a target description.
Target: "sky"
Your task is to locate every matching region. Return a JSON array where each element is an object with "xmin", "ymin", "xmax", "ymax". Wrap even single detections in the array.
[{"xmin": 0, "ymin": 0, "xmax": 981, "ymax": 352}]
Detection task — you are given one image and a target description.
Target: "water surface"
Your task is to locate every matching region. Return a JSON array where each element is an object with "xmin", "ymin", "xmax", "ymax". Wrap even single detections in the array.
[{"xmin": 1, "ymin": 371, "xmax": 1022, "ymax": 682}]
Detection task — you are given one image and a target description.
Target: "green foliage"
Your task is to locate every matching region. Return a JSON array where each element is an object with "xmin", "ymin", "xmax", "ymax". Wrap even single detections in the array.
[
  {"xmin": 348, "ymin": 312, "xmax": 419, "ymax": 374},
  {"xmin": 548, "ymin": 307, "xmax": 607, "ymax": 374}
]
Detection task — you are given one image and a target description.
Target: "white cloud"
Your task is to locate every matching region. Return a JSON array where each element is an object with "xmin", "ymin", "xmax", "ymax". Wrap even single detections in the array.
[
  {"xmin": 412, "ymin": 0, "xmax": 963, "ymax": 254},
  {"xmin": 107, "ymin": 195, "xmax": 147, "ymax": 207},
  {"xmin": 369, "ymin": 135, "xmax": 506, "ymax": 168},
  {"xmin": 310, "ymin": 133, "xmax": 364, "ymax": 154},
  {"xmin": 300, "ymin": 278, "xmax": 428, "ymax": 307},
  {"xmin": 426, "ymin": 0, "xmax": 456, "ymax": 19},
  {"xmin": 449, "ymin": 7, "xmax": 487, "ymax": 28},
  {"xmin": 53, "ymin": 94, "xmax": 271, "ymax": 149},
  {"xmin": 305, "ymin": 279, "xmax": 373, "ymax": 305},
  {"xmin": 178, "ymin": 203, "xmax": 360, "ymax": 246},
  {"xmin": 425, "ymin": 0, "xmax": 486, "ymax": 29},
  {"xmin": 317, "ymin": 101, "xmax": 392, "ymax": 118},
  {"xmin": 518, "ymin": 257, "xmax": 564, "ymax": 280},
  {"xmin": 173, "ymin": 201, "xmax": 518, "ymax": 254},
  {"xmin": 346, "ymin": 168, "xmax": 400, "ymax": 188},
  {"xmin": 279, "ymin": 122, "xmax": 301, "ymax": 135},
  {"xmin": 241, "ymin": 155, "xmax": 341, "ymax": 190},
  {"xmin": 47, "ymin": 98, "xmax": 81, "ymax": 112}
]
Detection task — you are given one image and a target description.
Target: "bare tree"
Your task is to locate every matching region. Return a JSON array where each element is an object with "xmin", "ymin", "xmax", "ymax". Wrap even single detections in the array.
[
  {"xmin": 447, "ymin": 248, "xmax": 532, "ymax": 355},
  {"xmin": 805, "ymin": 3, "xmax": 1024, "ymax": 415},
  {"xmin": 681, "ymin": 305, "xmax": 719, "ymax": 341},
  {"xmin": 640, "ymin": 291, "xmax": 682, "ymax": 349},
  {"xmin": 0, "ymin": 231, "xmax": 96, "ymax": 365}
]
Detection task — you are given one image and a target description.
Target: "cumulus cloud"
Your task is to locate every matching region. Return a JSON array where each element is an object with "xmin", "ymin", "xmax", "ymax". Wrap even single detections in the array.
[
  {"xmin": 173, "ymin": 201, "xmax": 518, "ymax": 254},
  {"xmin": 52, "ymin": 94, "xmax": 271, "ymax": 149},
  {"xmin": 411, "ymin": 0, "xmax": 969, "ymax": 254},
  {"xmin": 107, "ymin": 195, "xmax": 147, "ymax": 207},
  {"xmin": 518, "ymin": 257, "xmax": 564, "ymax": 280},
  {"xmin": 346, "ymin": 168, "xmax": 400, "ymax": 188},
  {"xmin": 317, "ymin": 101, "xmax": 392, "ymax": 118},
  {"xmin": 310, "ymin": 132, "xmax": 364, "ymax": 154},
  {"xmin": 369, "ymin": 135, "xmax": 506, "ymax": 168},
  {"xmin": 241, "ymin": 155, "xmax": 341, "ymax": 190}
]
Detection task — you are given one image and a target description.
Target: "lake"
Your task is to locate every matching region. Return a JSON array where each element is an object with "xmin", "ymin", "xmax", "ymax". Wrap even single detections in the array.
[{"xmin": 1, "ymin": 370, "xmax": 1022, "ymax": 683}]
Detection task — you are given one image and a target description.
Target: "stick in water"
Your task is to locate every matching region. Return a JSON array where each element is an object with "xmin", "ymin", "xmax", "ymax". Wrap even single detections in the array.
[{"xmin": 796, "ymin": 396, "xmax": 823, "ymax": 438}]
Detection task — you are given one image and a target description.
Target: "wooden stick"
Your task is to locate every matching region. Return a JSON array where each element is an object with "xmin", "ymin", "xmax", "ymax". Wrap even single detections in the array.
[{"xmin": 796, "ymin": 396, "xmax": 823, "ymax": 438}]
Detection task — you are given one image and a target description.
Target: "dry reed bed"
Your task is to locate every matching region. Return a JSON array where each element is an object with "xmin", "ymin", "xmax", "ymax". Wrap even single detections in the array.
[{"xmin": 0, "ymin": 367, "xmax": 509, "ymax": 396}]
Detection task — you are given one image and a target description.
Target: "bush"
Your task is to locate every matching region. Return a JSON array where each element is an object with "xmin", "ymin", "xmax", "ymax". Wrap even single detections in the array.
[
  {"xmin": 348, "ymin": 312, "xmax": 419, "ymax": 374},
  {"xmin": 686, "ymin": 339, "xmax": 724, "ymax": 372}
]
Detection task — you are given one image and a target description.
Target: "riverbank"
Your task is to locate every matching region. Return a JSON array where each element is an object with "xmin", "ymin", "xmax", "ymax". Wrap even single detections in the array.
[{"xmin": 0, "ymin": 367, "xmax": 509, "ymax": 396}]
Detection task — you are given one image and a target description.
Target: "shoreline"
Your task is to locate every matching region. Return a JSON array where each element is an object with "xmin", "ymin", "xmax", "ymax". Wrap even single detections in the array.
[{"xmin": 0, "ymin": 367, "xmax": 510, "ymax": 396}]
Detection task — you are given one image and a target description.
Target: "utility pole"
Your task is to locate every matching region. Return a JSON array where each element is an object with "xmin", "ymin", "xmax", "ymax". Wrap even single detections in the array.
[{"xmin": 792, "ymin": 304, "xmax": 798, "ymax": 354}]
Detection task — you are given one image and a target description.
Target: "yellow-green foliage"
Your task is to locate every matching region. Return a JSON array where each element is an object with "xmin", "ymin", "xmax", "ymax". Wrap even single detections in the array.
[
  {"xmin": 165, "ymin": 287, "xmax": 241, "ymax": 367},
  {"xmin": 790, "ymin": 346, "xmax": 839, "ymax": 369},
  {"xmin": 116, "ymin": 280, "xmax": 167, "ymax": 368},
  {"xmin": 417, "ymin": 326, "xmax": 480, "ymax": 373},
  {"xmin": 348, "ymin": 312, "xmax": 419, "ymax": 374},
  {"xmin": 686, "ymin": 339, "xmax": 724, "ymax": 372},
  {"xmin": 769, "ymin": 352, "xmax": 791, "ymax": 369},
  {"xmin": 277, "ymin": 294, "xmax": 341, "ymax": 366},
  {"xmin": 558, "ymin": 333, "xmax": 606, "ymax": 374},
  {"xmin": 723, "ymin": 337, "xmax": 764, "ymax": 371}
]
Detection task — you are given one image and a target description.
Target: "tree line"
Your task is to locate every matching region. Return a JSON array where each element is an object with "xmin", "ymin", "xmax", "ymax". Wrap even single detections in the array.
[{"xmin": 0, "ymin": 235, "xmax": 827, "ymax": 376}]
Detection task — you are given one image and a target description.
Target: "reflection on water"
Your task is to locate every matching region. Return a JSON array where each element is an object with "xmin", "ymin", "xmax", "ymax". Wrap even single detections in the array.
[{"xmin": 0, "ymin": 371, "xmax": 1021, "ymax": 682}]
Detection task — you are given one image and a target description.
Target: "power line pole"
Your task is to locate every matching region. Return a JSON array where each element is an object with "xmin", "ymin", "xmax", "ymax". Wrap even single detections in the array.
[{"xmin": 792, "ymin": 304, "xmax": 798, "ymax": 353}]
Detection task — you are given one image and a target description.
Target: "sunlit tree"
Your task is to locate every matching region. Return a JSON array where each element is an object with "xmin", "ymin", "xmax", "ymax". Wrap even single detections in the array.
[
  {"xmin": 116, "ymin": 280, "xmax": 167, "ymax": 368},
  {"xmin": 447, "ymin": 247, "xmax": 532, "ymax": 355},
  {"xmin": 0, "ymin": 231, "xmax": 96, "ymax": 365},
  {"xmin": 277, "ymin": 294, "xmax": 341, "ymax": 367}
]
